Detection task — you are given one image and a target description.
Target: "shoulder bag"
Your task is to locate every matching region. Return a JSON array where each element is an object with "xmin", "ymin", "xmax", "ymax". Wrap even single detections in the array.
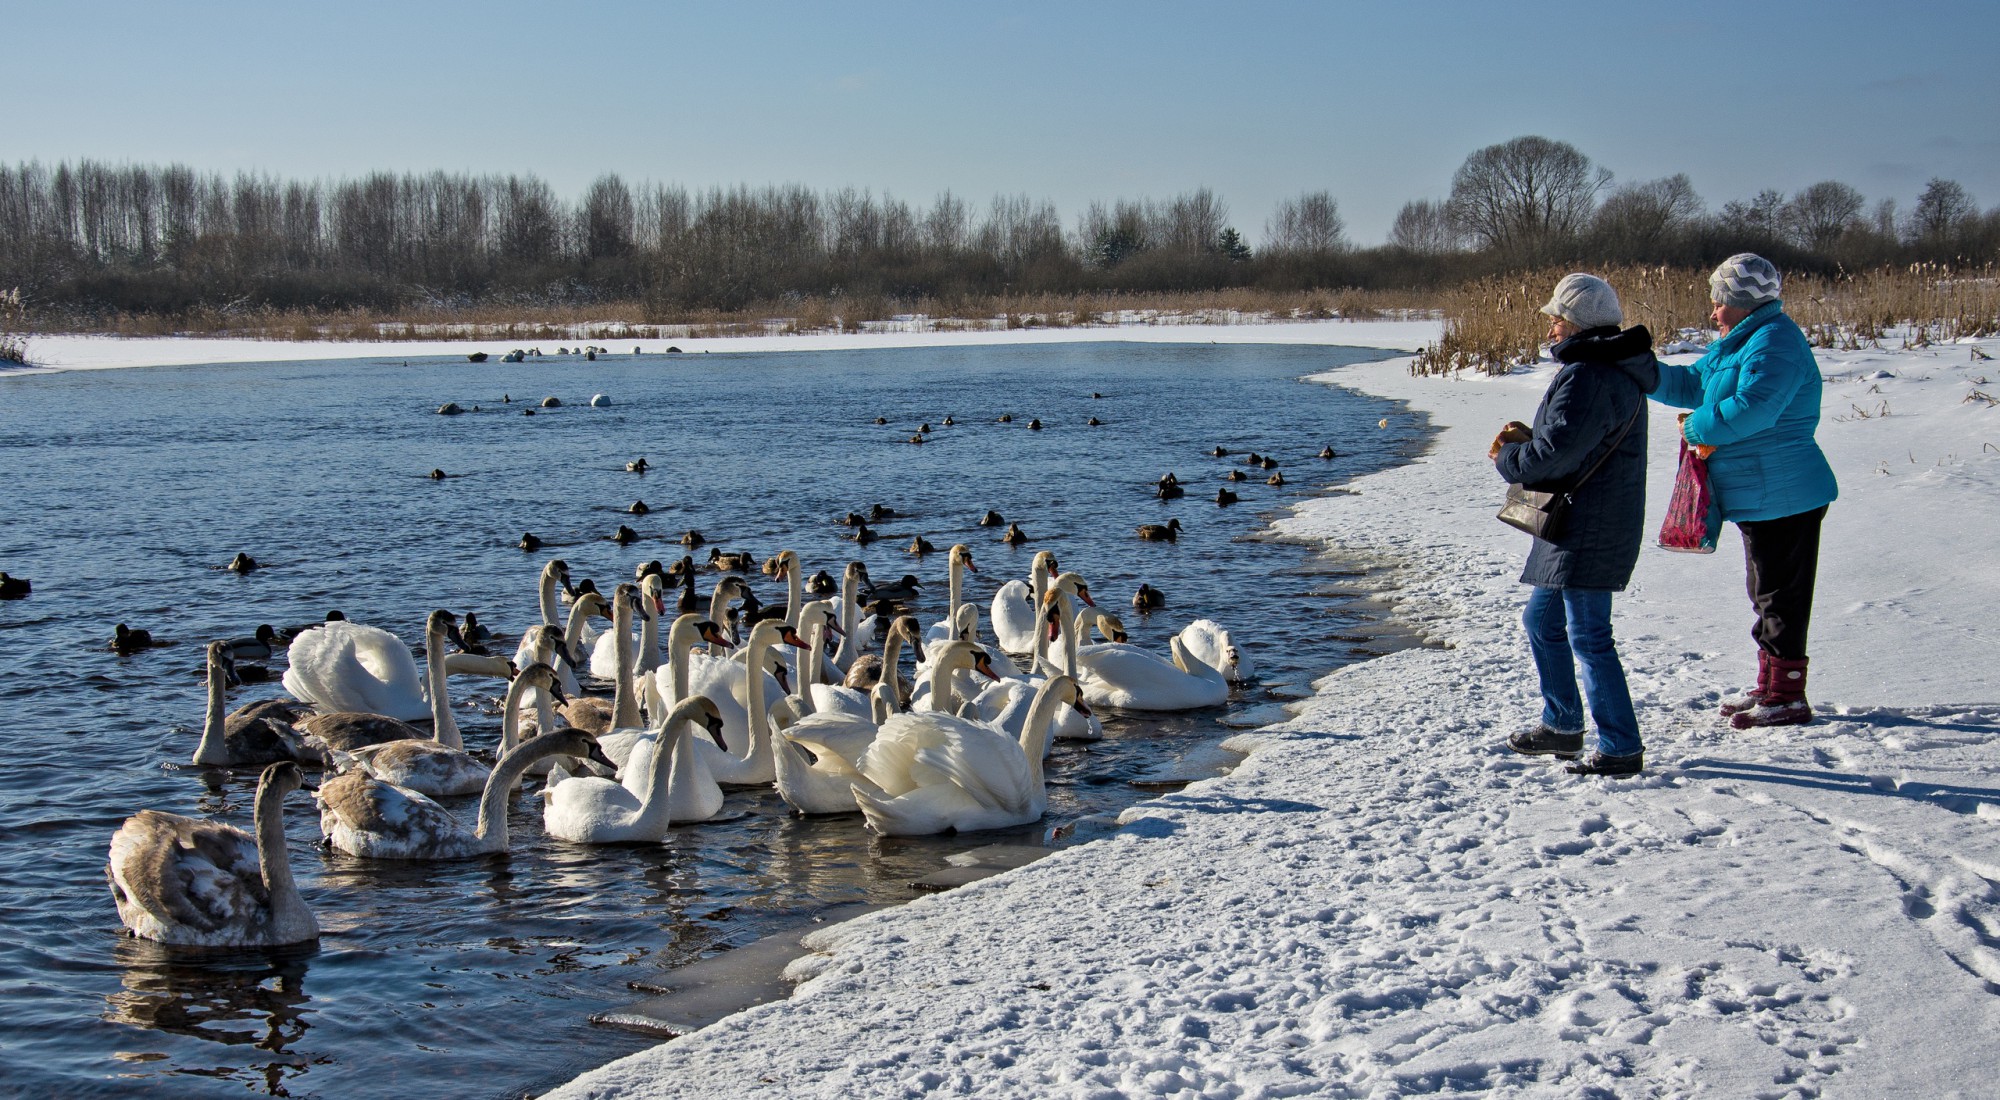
[{"xmin": 1497, "ymin": 404, "xmax": 1643, "ymax": 541}]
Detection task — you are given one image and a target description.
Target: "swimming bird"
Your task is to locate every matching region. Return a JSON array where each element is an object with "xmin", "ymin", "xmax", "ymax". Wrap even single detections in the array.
[
  {"xmin": 679, "ymin": 529, "xmax": 704, "ymax": 547},
  {"xmin": 708, "ymin": 548, "xmax": 755, "ymax": 572},
  {"xmin": 627, "ymin": 457, "xmax": 649, "ymax": 472},
  {"xmin": 1212, "ymin": 446, "xmax": 1229, "ymax": 457},
  {"xmin": 1319, "ymin": 445, "xmax": 1337, "ymax": 459},
  {"xmin": 1178, "ymin": 619, "xmax": 1256, "ymax": 684},
  {"xmin": 867, "ymin": 573, "xmax": 924, "ymax": 602},
  {"xmin": 990, "ymin": 550, "xmax": 1058, "ymax": 655},
  {"xmin": 907, "ymin": 535, "xmax": 936, "ymax": 555},
  {"xmin": 1216, "ymin": 488, "xmax": 1238, "ymax": 506},
  {"xmin": 1137, "ymin": 519, "xmax": 1183, "ymax": 542},
  {"xmin": 1028, "ymin": 418, "xmax": 1043, "ymax": 431},
  {"xmin": 112, "ymin": 624, "xmax": 160, "ymax": 653},
  {"xmin": 223, "ymin": 625, "xmax": 281, "ymax": 661},
  {"xmin": 320, "ymin": 672, "xmax": 613, "ymax": 859},
  {"xmin": 1261, "ymin": 456, "xmax": 1279, "ymax": 470},
  {"xmin": 339, "ymin": 612, "xmax": 493, "ymax": 797},
  {"xmin": 1157, "ymin": 480, "xmax": 1185, "ymax": 500},
  {"xmin": 1132, "ymin": 583, "xmax": 1166, "ymax": 611},
  {"xmin": 997, "ymin": 413, "xmax": 1013, "ymax": 423},
  {"xmin": 543, "ymin": 695, "xmax": 731, "ymax": 838},
  {"xmin": 519, "ymin": 532, "xmax": 543, "ymax": 552},
  {"xmin": 978, "ymin": 510, "xmax": 1005, "ymax": 527},
  {"xmin": 1225, "ymin": 469, "xmax": 1247, "ymax": 481},
  {"xmin": 191, "ymin": 642, "xmax": 321, "ymax": 768},
  {"xmin": 0, "ymin": 573, "xmax": 29, "ymax": 599},
  {"xmin": 852, "ymin": 523, "xmax": 877, "ymax": 545},
  {"xmin": 628, "ymin": 500, "xmax": 650, "ymax": 516},
  {"xmin": 107, "ymin": 762, "xmax": 318, "ymax": 947},
  {"xmin": 228, "ymin": 553, "xmax": 259, "ymax": 574},
  {"xmin": 868, "ymin": 503, "xmax": 899, "ymax": 521},
  {"xmin": 1002, "ymin": 523, "xmax": 1029, "ymax": 545},
  {"xmin": 612, "ymin": 525, "xmax": 639, "ymax": 545},
  {"xmin": 850, "ymin": 673, "xmax": 1084, "ymax": 836},
  {"xmin": 1267, "ymin": 472, "xmax": 1285, "ymax": 485}
]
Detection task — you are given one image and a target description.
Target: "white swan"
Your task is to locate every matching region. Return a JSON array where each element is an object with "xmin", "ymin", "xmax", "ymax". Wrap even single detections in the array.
[
  {"xmin": 990, "ymin": 550, "xmax": 1057, "ymax": 654},
  {"xmin": 512, "ymin": 559, "xmax": 571, "ymax": 671},
  {"xmin": 1178, "ymin": 618, "xmax": 1255, "ymax": 683},
  {"xmin": 550, "ymin": 590, "xmax": 617, "ymax": 731},
  {"xmin": 319, "ymin": 668, "xmax": 612, "ymax": 859},
  {"xmin": 776, "ymin": 617, "xmax": 929, "ymax": 815},
  {"xmin": 688, "ymin": 619, "xmax": 806, "ymax": 786},
  {"xmin": 1054, "ymin": 592, "xmax": 1229, "ymax": 711},
  {"xmin": 107, "ymin": 762, "xmax": 318, "ymax": 947},
  {"xmin": 282, "ymin": 619, "xmax": 429, "ymax": 721},
  {"xmin": 191, "ymin": 641, "xmax": 320, "ymax": 767},
  {"xmin": 830, "ymin": 561, "xmax": 871, "ymax": 674},
  {"xmin": 923, "ymin": 544, "xmax": 979, "ymax": 646},
  {"xmin": 851, "ymin": 674, "xmax": 1082, "ymax": 836},
  {"xmin": 543, "ymin": 695, "xmax": 730, "ymax": 840}
]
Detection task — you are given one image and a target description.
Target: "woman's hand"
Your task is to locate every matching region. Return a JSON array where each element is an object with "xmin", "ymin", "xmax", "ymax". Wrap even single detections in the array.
[
  {"xmin": 1490, "ymin": 421, "xmax": 1532, "ymax": 461},
  {"xmin": 1679, "ymin": 412, "xmax": 1716, "ymax": 459}
]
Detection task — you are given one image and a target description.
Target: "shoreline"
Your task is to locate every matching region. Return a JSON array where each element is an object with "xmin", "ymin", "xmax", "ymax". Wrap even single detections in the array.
[
  {"xmin": 1, "ymin": 318, "xmax": 1439, "ymax": 376},
  {"xmin": 548, "ymin": 327, "xmax": 2000, "ymax": 1097}
]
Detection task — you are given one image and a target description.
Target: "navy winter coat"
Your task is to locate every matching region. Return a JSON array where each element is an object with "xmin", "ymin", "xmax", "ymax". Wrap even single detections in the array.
[
  {"xmin": 1648, "ymin": 301, "xmax": 1838, "ymax": 522},
  {"xmin": 1496, "ymin": 326, "xmax": 1660, "ymax": 590}
]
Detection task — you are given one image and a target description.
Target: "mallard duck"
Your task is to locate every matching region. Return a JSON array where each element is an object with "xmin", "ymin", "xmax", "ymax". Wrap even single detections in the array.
[
  {"xmin": 1131, "ymin": 583, "xmax": 1166, "ymax": 611},
  {"xmin": 1216, "ymin": 488, "xmax": 1239, "ymax": 506},
  {"xmin": 978, "ymin": 510, "xmax": 1005, "ymax": 527},
  {"xmin": 1002, "ymin": 523, "xmax": 1029, "ymax": 545},
  {"xmin": 1137, "ymin": 519, "xmax": 1183, "ymax": 542}
]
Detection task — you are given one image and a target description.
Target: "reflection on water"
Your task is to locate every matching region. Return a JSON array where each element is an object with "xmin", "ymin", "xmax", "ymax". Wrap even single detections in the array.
[{"xmin": 0, "ymin": 341, "xmax": 1425, "ymax": 1098}]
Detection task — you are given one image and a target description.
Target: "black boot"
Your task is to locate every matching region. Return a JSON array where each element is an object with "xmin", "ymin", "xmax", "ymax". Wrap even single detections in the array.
[
  {"xmin": 1566, "ymin": 750, "xmax": 1644, "ymax": 776},
  {"xmin": 1507, "ymin": 725, "xmax": 1584, "ymax": 759}
]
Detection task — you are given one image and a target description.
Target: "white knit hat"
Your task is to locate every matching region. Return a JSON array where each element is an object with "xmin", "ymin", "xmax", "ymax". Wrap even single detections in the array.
[
  {"xmin": 1710, "ymin": 253, "xmax": 1782, "ymax": 308},
  {"xmin": 1539, "ymin": 273, "xmax": 1623, "ymax": 330}
]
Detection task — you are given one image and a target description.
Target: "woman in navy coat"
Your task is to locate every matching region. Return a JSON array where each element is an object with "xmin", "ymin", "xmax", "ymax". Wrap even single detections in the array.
[{"xmin": 1493, "ymin": 273, "xmax": 1658, "ymax": 776}]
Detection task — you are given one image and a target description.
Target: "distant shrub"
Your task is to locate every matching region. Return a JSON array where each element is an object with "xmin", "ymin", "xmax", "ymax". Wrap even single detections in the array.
[{"xmin": 0, "ymin": 288, "xmax": 27, "ymax": 364}]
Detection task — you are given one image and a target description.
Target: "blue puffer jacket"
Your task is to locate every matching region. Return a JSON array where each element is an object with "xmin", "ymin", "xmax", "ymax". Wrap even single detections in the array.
[
  {"xmin": 1649, "ymin": 301, "xmax": 1838, "ymax": 522},
  {"xmin": 1496, "ymin": 326, "xmax": 1658, "ymax": 591}
]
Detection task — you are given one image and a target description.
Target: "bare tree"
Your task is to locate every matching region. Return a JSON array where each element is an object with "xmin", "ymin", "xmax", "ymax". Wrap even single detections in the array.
[
  {"xmin": 1446, "ymin": 136, "xmax": 1609, "ymax": 258},
  {"xmin": 581, "ymin": 174, "xmax": 635, "ymax": 260},
  {"xmin": 1592, "ymin": 174, "xmax": 1703, "ymax": 253},
  {"xmin": 1906, "ymin": 178, "xmax": 1976, "ymax": 246},
  {"xmin": 1388, "ymin": 199, "xmax": 1462, "ymax": 253},
  {"xmin": 1779, "ymin": 181, "xmax": 1865, "ymax": 252},
  {"xmin": 1157, "ymin": 188, "xmax": 1228, "ymax": 253},
  {"xmin": 1266, "ymin": 190, "xmax": 1346, "ymax": 253}
]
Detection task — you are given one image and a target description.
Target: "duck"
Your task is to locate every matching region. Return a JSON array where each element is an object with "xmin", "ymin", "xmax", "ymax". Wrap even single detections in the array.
[
  {"xmin": 1157, "ymin": 480, "xmax": 1185, "ymax": 500},
  {"xmin": 1319, "ymin": 445, "xmax": 1337, "ymax": 459},
  {"xmin": 873, "ymin": 416, "xmax": 888, "ymax": 425},
  {"xmin": 519, "ymin": 532, "xmax": 543, "ymax": 552},
  {"xmin": 850, "ymin": 673, "xmax": 1084, "ymax": 836},
  {"xmin": 542, "ymin": 695, "xmax": 731, "ymax": 839},
  {"xmin": 459, "ymin": 612, "xmax": 493, "ymax": 648},
  {"xmin": 282, "ymin": 620, "xmax": 430, "ymax": 722},
  {"xmin": 1132, "ymin": 583, "xmax": 1166, "ymax": 611},
  {"xmin": 1245, "ymin": 452, "xmax": 1263, "ymax": 466},
  {"xmin": 1137, "ymin": 519, "xmax": 1183, "ymax": 542},
  {"xmin": 989, "ymin": 550, "xmax": 1058, "ymax": 657},
  {"xmin": 612, "ymin": 525, "xmax": 639, "ymax": 545},
  {"xmin": 852, "ymin": 523, "xmax": 877, "ymax": 545},
  {"xmin": 1216, "ymin": 488, "xmax": 1239, "ymax": 506},
  {"xmin": 0, "ymin": 572, "xmax": 32, "ymax": 599},
  {"xmin": 107, "ymin": 762, "xmax": 318, "ymax": 947},
  {"xmin": 218, "ymin": 623, "xmax": 273, "ymax": 658},
  {"xmin": 1260, "ymin": 456, "xmax": 1279, "ymax": 470},
  {"xmin": 707, "ymin": 548, "xmax": 755, "ymax": 572},
  {"xmin": 1002, "ymin": 523, "xmax": 1030, "ymax": 545},
  {"xmin": 112, "ymin": 624, "xmax": 160, "ymax": 653},
  {"xmin": 680, "ymin": 529, "xmax": 705, "ymax": 547},
  {"xmin": 227, "ymin": 552, "xmax": 259, "ymax": 574},
  {"xmin": 191, "ymin": 641, "xmax": 322, "ymax": 767},
  {"xmin": 1211, "ymin": 446, "xmax": 1229, "ymax": 457},
  {"xmin": 1086, "ymin": 417, "xmax": 1102, "ymax": 426},
  {"xmin": 1267, "ymin": 472, "xmax": 1285, "ymax": 486},
  {"xmin": 628, "ymin": 500, "xmax": 651, "ymax": 516},
  {"xmin": 1225, "ymin": 469, "xmax": 1246, "ymax": 482},
  {"xmin": 839, "ymin": 511, "xmax": 868, "ymax": 527},
  {"xmin": 867, "ymin": 503, "xmax": 899, "ymax": 521},
  {"xmin": 867, "ymin": 573, "xmax": 924, "ymax": 603},
  {"xmin": 996, "ymin": 413, "xmax": 1013, "ymax": 423},
  {"xmin": 978, "ymin": 510, "xmax": 1005, "ymax": 527},
  {"xmin": 275, "ymin": 611, "xmax": 345, "ymax": 644},
  {"xmin": 1027, "ymin": 418, "xmax": 1043, "ymax": 431},
  {"xmin": 907, "ymin": 535, "xmax": 936, "ymax": 556},
  {"xmin": 320, "ymin": 671, "xmax": 613, "ymax": 859}
]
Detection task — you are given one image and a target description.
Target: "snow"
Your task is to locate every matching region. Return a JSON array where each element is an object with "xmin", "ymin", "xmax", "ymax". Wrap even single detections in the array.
[
  {"xmin": 19, "ymin": 316, "xmax": 2000, "ymax": 1095},
  {"xmin": 542, "ymin": 324, "xmax": 2000, "ymax": 1098}
]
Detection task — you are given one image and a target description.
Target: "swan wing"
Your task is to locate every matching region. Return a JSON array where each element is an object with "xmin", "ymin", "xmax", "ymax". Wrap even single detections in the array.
[
  {"xmin": 810, "ymin": 683, "xmax": 871, "ymax": 720},
  {"xmin": 109, "ymin": 811, "xmax": 263, "ymax": 935},
  {"xmin": 784, "ymin": 711, "xmax": 880, "ymax": 771},
  {"xmin": 989, "ymin": 580, "xmax": 1036, "ymax": 653},
  {"xmin": 316, "ymin": 771, "xmax": 468, "ymax": 856}
]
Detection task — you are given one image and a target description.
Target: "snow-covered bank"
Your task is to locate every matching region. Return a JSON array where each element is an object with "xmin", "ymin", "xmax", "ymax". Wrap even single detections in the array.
[
  {"xmin": 3, "ymin": 318, "xmax": 1438, "ymax": 374},
  {"xmin": 552, "ymin": 329, "xmax": 2000, "ymax": 1099}
]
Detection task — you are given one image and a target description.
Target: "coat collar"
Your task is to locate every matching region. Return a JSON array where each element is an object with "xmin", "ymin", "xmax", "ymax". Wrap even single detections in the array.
[{"xmin": 1714, "ymin": 300, "xmax": 1785, "ymax": 355}]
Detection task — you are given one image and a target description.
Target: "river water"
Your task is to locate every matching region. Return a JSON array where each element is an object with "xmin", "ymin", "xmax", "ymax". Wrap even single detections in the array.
[{"xmin": 0, "ymin": 340, "xmax": 1423, "ymax": 1098}]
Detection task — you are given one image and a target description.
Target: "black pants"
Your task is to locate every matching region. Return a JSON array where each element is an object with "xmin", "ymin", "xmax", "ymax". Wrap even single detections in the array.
[{"xmin": 1739, "ymin": 505, "xmax": 1827, "ymax": 660}]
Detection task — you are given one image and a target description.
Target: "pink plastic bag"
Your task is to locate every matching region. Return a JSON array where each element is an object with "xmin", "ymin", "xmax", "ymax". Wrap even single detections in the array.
[{"xmin": 1658, "ymin": 440, "xmax": 1720, "ymax": 553}]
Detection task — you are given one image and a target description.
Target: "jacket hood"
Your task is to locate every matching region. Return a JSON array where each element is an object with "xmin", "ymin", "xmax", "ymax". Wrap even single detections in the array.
[{"xmin": 1555, "ymin": 324, "xmax": 1658, "ymax": 393}]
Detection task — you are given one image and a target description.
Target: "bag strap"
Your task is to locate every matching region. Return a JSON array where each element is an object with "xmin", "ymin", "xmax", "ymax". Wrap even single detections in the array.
[{"xmin": 1565, "ymin": 401, "xmax": 1644, "ymax": 494}]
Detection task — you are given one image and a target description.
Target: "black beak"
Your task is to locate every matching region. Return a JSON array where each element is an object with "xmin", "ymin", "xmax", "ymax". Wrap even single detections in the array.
[
  {"xmin": 585, "ymin": 741, "xmax": 617, "ymax": 770},
  {"xmin": 703, "ymin": 716, "xmax": 729, "ymax": 751}
]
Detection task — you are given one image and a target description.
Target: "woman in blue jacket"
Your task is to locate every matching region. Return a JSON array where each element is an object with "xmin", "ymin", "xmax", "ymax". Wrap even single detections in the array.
[
  {"xmin": 1494, "ymin": 273, "xmax": 1658, "ymax": 776},
  {"xmin": 1650, "ymin": 254, "xmax": 1838, "ymax": 728}
]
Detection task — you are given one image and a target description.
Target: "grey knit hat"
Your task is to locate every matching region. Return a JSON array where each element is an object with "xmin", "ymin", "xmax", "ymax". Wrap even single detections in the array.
[
  {"xmin": 1710, "ymin": 253, "xmax": 1782, "ymax": 308},
  {"xmin": 1539, "ymin": 273, "xmax": 1623, "ymax": 331}
]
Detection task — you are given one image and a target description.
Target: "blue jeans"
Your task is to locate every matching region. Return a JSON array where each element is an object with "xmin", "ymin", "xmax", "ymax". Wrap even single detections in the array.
[{"xmin": 1523, "ymin": 586, "xmax": 1642, "ymax": 757}]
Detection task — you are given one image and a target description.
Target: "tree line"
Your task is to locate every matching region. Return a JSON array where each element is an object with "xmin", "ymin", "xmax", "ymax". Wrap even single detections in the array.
[{"xmin": 2, "ymin": 137, "xmax": 1996, "ymax": 321}]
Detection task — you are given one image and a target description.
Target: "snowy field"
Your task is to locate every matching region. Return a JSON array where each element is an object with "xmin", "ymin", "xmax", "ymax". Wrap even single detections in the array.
[{"xmin": 14, "ymin": 318, "xmax": 1998, "ymax": 1096}]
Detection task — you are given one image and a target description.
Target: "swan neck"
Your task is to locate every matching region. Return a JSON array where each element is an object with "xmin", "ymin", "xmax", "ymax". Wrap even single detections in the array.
[
  {"xmin": 667, "ymin": 617, "xmax": 697, "ymax": 703},
  {"xmin": 611, "ymin": 599, "xmax": 641, "ymax": 729},
  {"xmin": 194, "ymin": 655, "xmax": 229, "ymax": 765},
  {"xmin": 797, "ymin": 621, "xmax": 827, "ymax": 716},
  {"xmin": 476, "ymin": 725, "xmax": 556, "ymax": 845},
  {"xmin": 428, "ymin": 620, "xmax": 462, "ymax": 750},
  {"xmin": 253, "ymin": 776, "xmax": 306, "ymax": 923},
  {"xmin": 539, "ymin": 571, "xmax": 561, "ymax": 627},
  {"xmin": 784, "ymin": 566, "xmax": 802, "ymax": 627},
  {"xmin": 882, "ymin": 632, "xmax": 905, "ymax": 713},
  {"xmin": 562, "ymin": 603, "xmax": 592, "ymax": 664},
  {"xmin": 641, "ymin": 699, "xmax": 706, "ymax": 823},
  {"xmin": 927, "ymin": 650, "xmax": 960, "ymax": 714},
  {"xmin": 1170, "ymin": 635, "xmax": 1221, "ymax": 679},
  {"xmin": 744, "ymin": 631, "xmax": 774, "ymax": 763},
  {"xmin": 638, "ymin": 606, "xmax": 661, "ymax": 674},
  {"xmin": 497, "ymin": 672, "xmax": 536, "ymax": 786},
  {"xmin": 948, "ymin": 555, "xmax": 963, "ymax": 621},
  {"xmin": 1018, "ymin": 679, "xmax": 1066, "ymax": 781}
]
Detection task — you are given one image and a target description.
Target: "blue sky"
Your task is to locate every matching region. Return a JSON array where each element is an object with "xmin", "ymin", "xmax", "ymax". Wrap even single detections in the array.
[{"xmin": 7, "ymin": 0, "xmax": 1997, "ymax": 244}]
